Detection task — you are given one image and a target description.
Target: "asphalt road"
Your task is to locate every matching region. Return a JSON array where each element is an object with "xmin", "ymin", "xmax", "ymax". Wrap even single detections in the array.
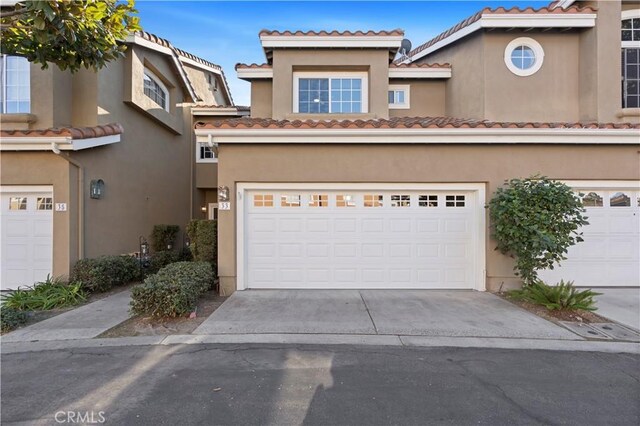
[{"xmin": 1, "ymin": 344, "xmax": 639, "ymax": 425}]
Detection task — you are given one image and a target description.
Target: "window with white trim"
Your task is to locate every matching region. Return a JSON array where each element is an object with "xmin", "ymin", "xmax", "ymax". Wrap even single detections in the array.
[
  {"xmin": 37, "ymin": 197, "xmax": 53, "ymax": 210},
  {"xmin": 0, "ymin": 55, "xmax": 30, "ymax": 113},
  {"xmin": 309, "ymin": 194, "xmax": 328, "ymax": 207},
  {"xmin": 446, "ymin": 195, "xmax": 465, "ymax": 207},
  {"xmin": 621, "ymin": 13, "xmax": 640, "ymax": 108},
  {"xmin": 504, "ymin": 37, "xmax": 544, "ymax": 77},
  {"xmin": 294, "ymin": 72, "xmax": 368, "ymax": 114},
  {"xmin": 418, "ymin": 195, "xmax": 438, "ymax": 207},
  {"xmin": 196, "ymin": 142, "xmax": 218, "ymax": 163},
  {"xmin": 281, "ymin": 195, "xmax": 301, "ymax": 207},
  {"xmin": 391, "ymin": 195, "xmax": 410, "ymax": 207},
  {"xmin": 143, "ymin": 68, "xmax": 169, "ymax": 111},
  {"xmin": 388, "ymin": 85, "xmax": 410, "ymax": 109}
]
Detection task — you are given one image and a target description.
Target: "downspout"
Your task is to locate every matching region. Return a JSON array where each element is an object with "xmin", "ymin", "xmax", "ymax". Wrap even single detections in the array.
[{"xmin": 52, "ymin": 142, "xmax": 84, "ymax": 260}]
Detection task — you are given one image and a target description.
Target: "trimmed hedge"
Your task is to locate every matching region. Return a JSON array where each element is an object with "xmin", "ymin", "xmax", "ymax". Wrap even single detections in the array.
[
  {"xmin": 1, "ymin": 305, "xmax": 27, "ymax": 333},
  {"xmin": 147, "ymin": 250, "xmax": 180, "ymax": 275},
  {"xmin": 130, "ymin": 262, "xmax": 214, "ymax": 317},
  {"xmin": 151, "ymin": 224, "xmax": 180, "ymax": 252},
  {"xmin": 70, "ymin": 255, "xmax": 140, "ymax": 293},
  {"xmin": 186, "ymin": 220, "xmax": 216, "ymax": 269}
]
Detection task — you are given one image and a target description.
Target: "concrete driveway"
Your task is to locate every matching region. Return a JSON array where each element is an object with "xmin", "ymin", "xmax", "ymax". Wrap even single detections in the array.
[
  {"xmin": 194, "ymin": 290, "xmax": 577, "ymax": 340},
  {"xmin": 595, "ymin": 288, "xmax": 640, "ymax": 331}
]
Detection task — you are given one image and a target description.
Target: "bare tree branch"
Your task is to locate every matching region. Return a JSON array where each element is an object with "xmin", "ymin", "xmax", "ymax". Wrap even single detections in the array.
[{"xmin": 0, "ymin": 8, "xmax": 27, "ymax": 19}]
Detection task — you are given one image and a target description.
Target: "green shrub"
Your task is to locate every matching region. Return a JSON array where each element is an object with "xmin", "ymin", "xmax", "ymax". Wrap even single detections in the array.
[
  {"xmin": 1, "ymin": 305, "xmax": 27, "ymax": 332},
  {"xmin": 488, "ymin": 176, "xmax": 588, "ymax": 285},
  {"xmin": 130, "ymin": 261, "xmax": 214, "ymax": 317},
  {"xmin": 147, "ymin": 250, "xmax": 180, "ymax": 275},
  {"xmin": 186, "ymin": 220, "xmax": 216, "ymax": 270},
  {"xmin": 509, "ymin": 280, "xmax": 601, "ymax": 311},
  {"xmin": 1, "ymin": 275, "xmax": 86, "ymax": 311},
  {"xmin": 70, "ymin": 255, "xmax": 140, "ymax": 293},
  {"xmin": 151, "ymin": 224, "xmax": 180, "ymax": 252}
]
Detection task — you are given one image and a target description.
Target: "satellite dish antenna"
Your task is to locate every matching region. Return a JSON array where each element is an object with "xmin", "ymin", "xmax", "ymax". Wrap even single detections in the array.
[{"xmin": 400, "ymin": 38, "xmax": 412, "ymax": 56}]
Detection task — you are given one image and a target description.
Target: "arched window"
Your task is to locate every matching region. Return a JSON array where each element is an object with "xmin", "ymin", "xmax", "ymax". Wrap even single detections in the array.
[
  {"xmin": 143, "ymin": 69, "xmax": 169, "ymax": 111},
  {"xmin": 621, "ymin": 11, "xmax": 640, "ymax": 108}
]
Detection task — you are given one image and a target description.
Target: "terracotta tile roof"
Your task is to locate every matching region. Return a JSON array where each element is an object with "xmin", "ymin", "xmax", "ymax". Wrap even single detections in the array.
[
  {"xmin": 175, "ymin": 48, "xmax": 222, "ymax": 71},
  {"xmin": 389, "ymin": 63, "xmax": 451, "ymax": 68},
  {"xmin": 259, "ymin": 29, "xmax": 404, "ymax": 37},
  {"xmin": 235, "ymin": 63, "xmax": 272, "ymax": 70},
  {"xmin": 195, "ymin": 117, "xmax": 640, "ymax": 130},
  {"xmin": 1, "ymin": 123, "xmax": 124, "ymax": 139},
  {"xmin": 404, "ymin": 5, "xmax": 597, "ymax": 60}
]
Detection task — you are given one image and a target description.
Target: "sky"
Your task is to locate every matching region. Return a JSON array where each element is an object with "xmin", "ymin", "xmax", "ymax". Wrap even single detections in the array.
[{"xmin": 135, "ymin": 0, "xmax": 550, "ymax": 106}]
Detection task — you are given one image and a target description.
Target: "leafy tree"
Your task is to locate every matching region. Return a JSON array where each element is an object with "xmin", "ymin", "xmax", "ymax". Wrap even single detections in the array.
[
  {"xmin": 1, "ymin": 0, "xmax": 140, "ymax": 72},
  {"xmin": 488, "ymin": 176, "xmax": 588, "ymax": 285}
]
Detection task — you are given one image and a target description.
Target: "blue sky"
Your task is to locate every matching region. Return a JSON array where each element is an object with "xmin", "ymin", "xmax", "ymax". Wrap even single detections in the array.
[{"xmin": 136, "ymin": 1, "xmax": 550, "ymax": 105}]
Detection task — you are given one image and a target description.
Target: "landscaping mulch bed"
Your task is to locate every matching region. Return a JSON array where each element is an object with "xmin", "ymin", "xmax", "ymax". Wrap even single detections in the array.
[
  {"xmin": 496, "ymin": 291, "xmax": 610, "ymax": 324},
  {"xmin": 98, "ymin": 290, "xmax": 227, "ymax": 338}
]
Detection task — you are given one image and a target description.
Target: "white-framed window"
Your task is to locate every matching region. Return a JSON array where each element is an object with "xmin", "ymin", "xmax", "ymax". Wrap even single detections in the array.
[
  {"xmin": 622, "ymin": 11, "xmax": 640, "ymax": 108},
  {"xmin": 0, "ymin": 55, "xmax": 30, "ymax": 114},
  {"xmin": 196, "ymin": 142, "xmax": 218, "ymax": 163},
  {"xmin": 391, "ymin": 194, "xmax": 410, "ymax": 207},
  {"xmin": 143, "ymin": 68, "xmax": 169, "ymax": 111},
  {"xmin": 388, "ymin": 84, "xmax": 410, "ymax": 109},
  {"xmin": 504, "ymin": 37, "xmax": 544, "ymax": 77},
  {"xmin": 293, "ymin": 72, "xmax": 368, "ymax": 114}
]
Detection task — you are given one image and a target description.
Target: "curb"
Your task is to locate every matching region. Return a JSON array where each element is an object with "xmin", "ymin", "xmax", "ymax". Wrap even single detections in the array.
[{"xmin": 2, "ymin": 334, "xmax": 639, "ymax": 355}]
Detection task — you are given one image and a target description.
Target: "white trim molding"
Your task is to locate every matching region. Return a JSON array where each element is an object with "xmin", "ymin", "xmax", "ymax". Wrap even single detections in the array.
[
  {"xmin": 235, "ymin": 182, "xmax": 487, "ymax": 292},
  {"xmin": 560, "ymin": 180, "xmax": 640, "ymax": 190},
  {"xmin": 0, "ymin": 185, "xmax": 53, "ymax": 193},
  {"xmin": 406, "ymin": 13, "xmax": 595, "ymax": 63},
  {"xmin": 260, "ymin": 35, "xmax": 403, "ymax": 49},
  {"xmin": 190, "ymin": 107, "xmax": 250, "ymax": 117},
  {"xmin": 237, "ymin": 67, "xmax": 273, "ymax": 80},
  {"xmin": 504, "ymin": 37, "xmax": 545, "ymax": 77},
  {"xmin": 195, "ymin": 127, "xmax": 640, "ymax": 145},
  {"xmin": 0, "ymin": 134, "xmax": 121, "ymax": 151},
  {"xmin": 388, "ymin": 67, "xmax": 451, "ymax": 79},
  {"xmin": 621, "ymin": 9, "xmax": 640, "ymax": 20}
]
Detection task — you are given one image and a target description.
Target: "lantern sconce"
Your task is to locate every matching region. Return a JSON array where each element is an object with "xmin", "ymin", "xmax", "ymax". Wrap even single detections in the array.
[
  {"xmin": 90, "ymin": 179, "xmax": 105, "ymax": 199},
  {"xmin": 218, "ymin": 185, "xmax": 229, "ymax": 202}
]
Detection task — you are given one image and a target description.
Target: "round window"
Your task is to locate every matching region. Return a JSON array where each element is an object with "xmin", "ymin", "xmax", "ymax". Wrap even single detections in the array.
[{"xmin": 504, "ymin": 37, "xmax": 544, "ymax": 76}]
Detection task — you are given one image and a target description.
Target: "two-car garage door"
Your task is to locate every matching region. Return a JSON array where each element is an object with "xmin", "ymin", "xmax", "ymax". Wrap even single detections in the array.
[{"xmin": 240, "ymin": 185, "xmax": 485, "ymax": 290}]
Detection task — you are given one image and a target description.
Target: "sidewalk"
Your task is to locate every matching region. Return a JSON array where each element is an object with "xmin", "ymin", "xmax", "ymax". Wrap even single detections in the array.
[{"xmin": 1, "ymin": 290, "xmax": 132, "ymax": 342}]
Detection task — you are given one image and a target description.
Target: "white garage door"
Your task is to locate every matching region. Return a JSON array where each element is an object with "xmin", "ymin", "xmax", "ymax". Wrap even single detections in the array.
[
  {"xmin": 540, "ymin": 185, "xmax": 640, "ymax": 287},
  {"xmin": 1, "ymin": 187, "xmax": 54, "ymax": 290},
  {"xmin": 240, "ymin": 185, "xmax": 484, "ymax": 290}
]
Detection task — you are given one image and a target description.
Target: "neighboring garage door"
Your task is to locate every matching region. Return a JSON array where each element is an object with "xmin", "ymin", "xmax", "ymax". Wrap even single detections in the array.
[
  {"xmin": 0, "ymin": 187, "xmax": 54, "ymax": 290},
  {"xmin": 239, "ymin": 185, "xmax": 485, "ymax": 290},
  {"xmin": 540, "ymin": 184, "xmax": 640, "ymax": 287}
]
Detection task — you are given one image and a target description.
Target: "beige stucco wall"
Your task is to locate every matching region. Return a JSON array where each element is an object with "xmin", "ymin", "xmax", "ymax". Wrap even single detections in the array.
[
  {"xmin": 216, "ymin": 143, "xmax": 640, "ymax": 295},
  {"xmin": 422, "ymin": 33, "xmax": 485, "ymax": 119},
  {"xmin": 0, "ymin": 153, "xmax": 75, "ymax": 277},
  {"xmin": 271, "ymin": 49, "xmax": 391, "ymax": 119},
  {"xmin": 483, "ymin": 32, "xmax": 581, "ymax": 122},
  {"xmin": 250, "ymin": 80, "xmax": 273, "ymax": 118},
  {"xmin": 388, "ymin": 79, "xmax": 446, "ymax": 117}
]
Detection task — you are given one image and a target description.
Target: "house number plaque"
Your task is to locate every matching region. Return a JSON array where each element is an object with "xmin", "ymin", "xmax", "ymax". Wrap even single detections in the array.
[
  {"xmin": 219, "ymin": 202, "xmax": 231, "ymax": 210},
  {"xmin": 55, "ymin": 203, "xmax": 67, "ymax": 212}
]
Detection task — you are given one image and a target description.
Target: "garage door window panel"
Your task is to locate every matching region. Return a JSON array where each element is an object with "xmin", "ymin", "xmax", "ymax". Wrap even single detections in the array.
[
  {"xmin": 610, "ymin": 192, "xmax": 631, "ymax": 207},
  {"xmin": 419, "ymin": 195, "xmax": 438, "ymax": 207},
  {"xmin": 281, "ymin": 195, "xmax": 301, "ymax": 207},
  {"xmin": 336, "ymin": 195, "xmax": 356, "ymax": 207},
  {"xmin": 581, "ymin": 192, "xmax": 603, "ymax": 207},
  {"xmin": 36, "ymin": 197, "xmax": 52, "ymax": 210},
  {"xmin": 391, "ymin": 195, "xmax": 410, "ymax": 207},
  {"xmin": 9, "ymin": 197, "xmax": 27, "ymax": 210},
  {"xmin": 254, "ymin": 194, "xmax": 274, "ymax": 207},
  {"xmin": 364, "ymin": 195, "xmax": 383, "ymax": 207},
  {"xmin": 446, "ymin": 195, "xmax": 466, "ymax": 207},
  {"xmin": 309, "ymin": 194, "xmax": 328, "ymax": 207}
]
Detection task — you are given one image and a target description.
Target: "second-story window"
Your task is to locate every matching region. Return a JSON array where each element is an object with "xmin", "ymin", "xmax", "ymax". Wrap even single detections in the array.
[
  {"xmin": 622, "ymin": 14, "xmax": 640, "ymax": 108},
  {"xmin": 196, "ymin": 142, "xmax": 218, "ymax": 163},
  {"xmin": 0, "ymin": 55, "xmax": 30, "ymax": 114},
  {"xmin": 143, "ymin": 68, "xmax": 169, "ymax": 111},
  {"xmin": 388, "ymin": 85, "xmax": 410, "ymax": 109},
  {"xmin": 294, "ymin": 72, "xmax": 368, "ymax": 114}
]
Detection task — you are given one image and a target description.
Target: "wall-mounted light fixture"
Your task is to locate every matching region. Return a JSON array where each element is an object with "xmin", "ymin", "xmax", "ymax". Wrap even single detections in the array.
[
  {"xmin": 90, "ymin": 179, "xmax": 105, "ymax": 199},
  {"xmin": 218, "ymin": 185, "xmax": 229, "ymax": 202},
  {"xmin": 201, "ymin": 206, "xmax": 207, "ymax": 212}
]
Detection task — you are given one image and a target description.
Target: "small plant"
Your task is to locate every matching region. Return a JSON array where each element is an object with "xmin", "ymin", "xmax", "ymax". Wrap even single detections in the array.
[
  {"xmin": 1, "ymin": 305, "xmax": 27, "ymax": 332},
  {"xmin": 1, "ymin": 275, "xmax": 87, "ymax": 311},
  {"xmin": 70, "ymin": 255, "xmax": 140, "ymax": 293},
  {"xmin": 151, "ymin": 225, "xmax": 180, "ymax": 252},
  {"xmin": 488, "ymin": 176, "xmax": 589, "ymax": 285},
  {"xmin": 508, "ymin": 280, "xmax": 601, "ymax": 311},
  {"xmin": 130, "ymin": 261, "xmax": 214, "ymax": 317}
]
